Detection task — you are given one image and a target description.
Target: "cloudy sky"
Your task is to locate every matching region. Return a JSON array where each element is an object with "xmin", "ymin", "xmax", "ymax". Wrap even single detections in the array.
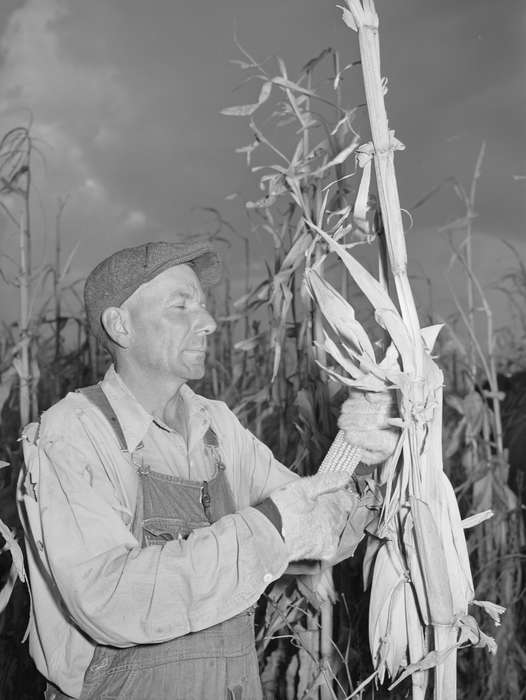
[{"xmin": 0, "ymin": 0, "xmax": 524, "ymax": 332}]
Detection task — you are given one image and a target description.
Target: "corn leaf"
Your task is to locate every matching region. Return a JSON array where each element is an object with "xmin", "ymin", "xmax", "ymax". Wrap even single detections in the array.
[
  {"xmin": 311, "ymin": 137, "xmax": 360, "ymax": 177},
  {"xmin": 410, "ymin": 497, "xmax": 455, "ymax": 626},
  {"xmin": 304, "ymin": 267, "xmax": 376, "ymax": 362},
  {"xmin": 306, "ymin": 220, "xmax": 417, "ymax": 372},
  {"xmin": 0, "ymin": 517, "xmax": 26, "ymax": 584},
  {"xmin": 369, "ymin": 542, "xmax": 406, "ymax": 676},
  {"xmin": 389, "ymin": 644, "xmax": 459, "ymax": 691},
  {"xmin": 0, "ymin": 561, "xmax": 17, "ymax": 613},
  {"xmin": 471, "ymin": 600, "xmax": 506, "ymax": 626}
]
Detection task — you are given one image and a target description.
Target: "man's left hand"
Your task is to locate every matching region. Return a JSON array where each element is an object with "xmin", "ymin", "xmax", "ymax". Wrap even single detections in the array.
[{"xmin": 338, "ymin": 389, "xmax": 400, "ymax": 465}]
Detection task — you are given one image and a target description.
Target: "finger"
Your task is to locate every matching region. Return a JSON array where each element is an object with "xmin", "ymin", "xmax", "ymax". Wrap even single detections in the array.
[
  {"xmin": 317, "ymin": 489, "xmax": 359, "ymax": 519},
  {"xmin": 339, "ymin": 427, "xmax": 400, "ymax": 450},
  {"xmin": 332, "ymin": 489, "xmax": 360, "ymax": 513},
  {"xmin": 305, "ymin": 472, "xmax": 351, "ymax": 498},
  {"xmin": 338, "ymin": 414, "xmax": 394, "ymax": 431},
  {"xmin": 340, "ymin": 393, "xmax": 397, "ymax": 418},
  {"xmin": 342, "ymin": 389, "xmax": 394, "ymax": 406}
]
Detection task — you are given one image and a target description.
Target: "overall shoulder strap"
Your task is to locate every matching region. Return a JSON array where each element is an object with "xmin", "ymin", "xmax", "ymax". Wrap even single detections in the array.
[{"xmin": 77, "ymin": 384, "xmax": 128, "ymax": 452}]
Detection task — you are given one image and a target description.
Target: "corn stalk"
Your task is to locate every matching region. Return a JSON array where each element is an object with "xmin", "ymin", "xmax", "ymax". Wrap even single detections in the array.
[
  {"xmin": 303, "ymin": 1, "xmax": 504, "ymax": 697},
  {"xmin": 18, "ymin": 210, "xmax": 31, "ymax": 428},
  {"xmin": 0, "ymin": 126, "xmax": 36, "ymax": 426}
]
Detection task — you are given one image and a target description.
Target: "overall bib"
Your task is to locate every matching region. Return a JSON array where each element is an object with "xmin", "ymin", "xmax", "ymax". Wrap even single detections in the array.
[{"xmin": 49, "ymin": 385, "xmax": 263, "ymax": 700}]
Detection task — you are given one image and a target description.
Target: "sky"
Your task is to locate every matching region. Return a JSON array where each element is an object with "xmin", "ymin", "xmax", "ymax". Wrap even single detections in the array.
[{"xmin": 0, "ymin": 0, "xmax": 524, "ymax": 340}]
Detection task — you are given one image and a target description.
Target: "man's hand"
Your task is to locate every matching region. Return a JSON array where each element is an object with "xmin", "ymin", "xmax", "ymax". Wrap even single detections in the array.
[
  {"xmin": 338, "ymin": 389, "xmax": 400, "ymax": 465},
  {"xmin": 270, "ymin": 473, "xmax": 359, "ymax": 562}
]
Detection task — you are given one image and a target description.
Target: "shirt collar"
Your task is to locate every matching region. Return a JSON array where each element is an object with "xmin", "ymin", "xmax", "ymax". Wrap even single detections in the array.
[{"xmin": 100, "ymin": 365, "xmax": 210, "ymax": 452}]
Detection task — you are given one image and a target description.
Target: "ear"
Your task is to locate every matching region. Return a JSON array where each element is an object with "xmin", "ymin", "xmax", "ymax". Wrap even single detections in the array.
[{"xmin": 101, "ymin": 306, "xmax": 132, "ymax": 349}]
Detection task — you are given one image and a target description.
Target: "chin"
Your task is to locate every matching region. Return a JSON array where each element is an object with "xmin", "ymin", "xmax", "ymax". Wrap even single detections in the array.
[{"xmin": 181, "ymin": 365, "xmax": 206, "ymax": 381}]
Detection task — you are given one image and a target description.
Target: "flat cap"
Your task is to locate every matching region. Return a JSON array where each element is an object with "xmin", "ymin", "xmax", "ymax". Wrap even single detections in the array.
[{"xmin": 84, "ymin": 240, "xmax": 221, "ymax": 343}]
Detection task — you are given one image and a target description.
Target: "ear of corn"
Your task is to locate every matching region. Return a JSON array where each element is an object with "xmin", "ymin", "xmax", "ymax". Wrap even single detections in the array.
[
  {"xmin": 307, "ymin": 1, "xmax": 504, "ymax": 696},
  {"xmin": 319, "ymin": 430, "xmax": 361, "ymax": 474}
]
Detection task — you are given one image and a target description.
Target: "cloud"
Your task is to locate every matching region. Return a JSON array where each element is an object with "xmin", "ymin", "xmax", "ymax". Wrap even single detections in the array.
[
  {"xmin": 0, "ymin": 0, "xmax": 523, "ymax": 332},
  {"xmin": 0, "ymin": 0, "xmax": 130, "ymax": 136},
  {"xmin": 0, "ymin": 0, "xmax": 160, "ymax": 278}
]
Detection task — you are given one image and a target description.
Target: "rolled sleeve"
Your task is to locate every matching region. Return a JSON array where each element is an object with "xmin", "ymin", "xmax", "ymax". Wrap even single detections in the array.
[{"xmin": 37, "ymin": 432, "xmax": 289, "ymax": 647}]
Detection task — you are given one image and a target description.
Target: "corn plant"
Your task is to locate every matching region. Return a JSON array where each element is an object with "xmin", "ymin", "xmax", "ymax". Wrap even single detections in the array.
[
  {"xmin": 0, "ymin": 125, "xmax": 36, "ymax": 428},
  {"xmin": 0, "ymin": 513, "xmax": 27, "ymax": 618},
  {"xmin": 0, "ymin": 123, "xmax": 87, "ymax": 698},
  {"xmin": 492, "ymin": 241, "xmax": 526, "ymax": 372},
  {"xmin": 439, "ymin": 153, "xmax": 526, "ymax": 698},
  {"xmin": 221, "ymin": 32, "xmax": 375, "ymax": 697},
  {"xmin": 221, "ymin": 30, "xmax": 374, "ymax": 465},
  {"xmin": 299, "ymin": 2, "xmax": 505, "ymax": 698}
]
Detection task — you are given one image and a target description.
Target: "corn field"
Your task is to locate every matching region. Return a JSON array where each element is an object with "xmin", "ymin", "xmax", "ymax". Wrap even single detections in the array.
[{"xmin": 1, "ymin": 1, "xmax": 525, "ymax": 698}]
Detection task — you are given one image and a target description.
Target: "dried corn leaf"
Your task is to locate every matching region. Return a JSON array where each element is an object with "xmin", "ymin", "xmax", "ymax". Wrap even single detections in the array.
[
  {"xmin": 368, "ymin": 542, "xmax": 407, "ymax": 680},
  {"xmin": 307, "ymin": 221, "xmax": 416, "ymax": 371},
  {"xmin": 221, "ymin": 81, "xmax": 273, "ymax": 117},
  {"xmin": 280, "ymin": 230, "xmax": 312, "ymax": 271},
  {"xmin": 410, "ymin": 497, "xmax": 455, "ymax": 626},
  {"xmin": 362, "ymin": 535, "xmax": 383, "ymax": 590},
  {"xmin": 402, "ymin": 509, "xmax": 430, "ymax": 626},
  {"xmin": 304, "ymin": 266, "xmax": 376, "ymax": 361},
  {"xmin": 456, "ymin": 614, "xmax": 497, "ymax": 654},
  {"xmin": 0, "ymin": 560, "xmax": 18, "ymax": 613},
  {"xmin": 471, "ymin": 600, "xmax": 506, "ymax": 626},
  {"xmin": 419, "ymin": 323, "xmax": 443, "ymax": 354},
  {"xmin": 317, "ymin": 333, "xmax": 365, "ymax": 380},
  {"xmin": 311, "ymin": 137, "xmax": 360, "ymax": 177},
  {"xmin": 0, "ymin": 517, "xmax": 26, "ymax": 584},
  {"xmin": 403, "ymin": 580, "xmax": 427, "ymax": 697},
  {"xmin": 461, "ymin": 510, "xmax": 494, "ymax": 529},
  {"xmin": 389, "ymin": 644, "xmax": 458, "ymax": 691}
]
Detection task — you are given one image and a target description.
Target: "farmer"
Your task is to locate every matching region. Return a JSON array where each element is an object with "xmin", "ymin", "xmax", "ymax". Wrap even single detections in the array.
[{"xmin": 18, "ymin": 241, "xmax": 398, "ymax": 700}]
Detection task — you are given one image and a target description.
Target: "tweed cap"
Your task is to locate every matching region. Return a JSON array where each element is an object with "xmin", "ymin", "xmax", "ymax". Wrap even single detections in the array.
[{"xmin": 84, "ymin": 240, "xmax": 221, "ymax": 342}]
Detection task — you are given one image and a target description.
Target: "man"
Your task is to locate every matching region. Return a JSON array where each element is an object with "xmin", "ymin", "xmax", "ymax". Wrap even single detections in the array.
[{"xmin": 18, "ymin": 241, "xmax": 397, "ymax": 700}]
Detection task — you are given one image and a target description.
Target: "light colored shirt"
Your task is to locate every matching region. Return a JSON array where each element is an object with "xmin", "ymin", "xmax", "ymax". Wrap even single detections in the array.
[{"xmin": 18, "ymin": 366, "xmax": 295, "ymax": 698}]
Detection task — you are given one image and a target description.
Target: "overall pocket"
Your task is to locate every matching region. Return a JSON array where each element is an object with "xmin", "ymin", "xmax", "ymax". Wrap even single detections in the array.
[
  {"xmin": 80, "ymin": 652, "xmax": 139, "ymax": 700},
  {"xmin": 142, "ymin": 516, "xmax": 208, "ymax": 545}
]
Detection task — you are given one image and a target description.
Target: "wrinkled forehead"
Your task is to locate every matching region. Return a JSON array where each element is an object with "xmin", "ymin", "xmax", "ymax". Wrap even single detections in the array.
[{"xmin": 122, "ymin": 263, "xmax": 205, "ymax": 309}]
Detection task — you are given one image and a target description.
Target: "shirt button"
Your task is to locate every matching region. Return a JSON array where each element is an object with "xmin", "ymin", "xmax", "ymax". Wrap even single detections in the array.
[{"xmin": 263, "ymin": 573, "xmax": 272, "ymax": 584}]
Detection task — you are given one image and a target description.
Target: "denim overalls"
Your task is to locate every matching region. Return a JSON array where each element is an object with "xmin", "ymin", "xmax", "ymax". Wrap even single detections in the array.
[{"xmin": 47, "ymin": 385, "xmax": 262, "ymax": 700}]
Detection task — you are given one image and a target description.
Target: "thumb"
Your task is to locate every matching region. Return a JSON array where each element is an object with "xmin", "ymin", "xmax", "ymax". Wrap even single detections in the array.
[{"xmin": 304, "ymin": 471, "xmax": 351, "ymax": 499}]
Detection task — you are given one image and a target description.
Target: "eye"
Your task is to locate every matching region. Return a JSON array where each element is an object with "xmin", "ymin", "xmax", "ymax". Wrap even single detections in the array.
[{"xmin": 168, "ymin": 299, "xmax": 186, "ymax": 309}]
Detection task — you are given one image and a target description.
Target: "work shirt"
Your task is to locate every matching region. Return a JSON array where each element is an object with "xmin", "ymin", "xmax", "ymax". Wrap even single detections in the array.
[{"xmin": 19, "ymin": 366, "xmax": 295, "ymax": 698}]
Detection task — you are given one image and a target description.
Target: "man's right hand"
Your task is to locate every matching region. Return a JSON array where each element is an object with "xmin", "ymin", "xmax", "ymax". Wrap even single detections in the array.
[{"xmin": 270, "ymin": 473, "xmax": 358, "ymax": 562}]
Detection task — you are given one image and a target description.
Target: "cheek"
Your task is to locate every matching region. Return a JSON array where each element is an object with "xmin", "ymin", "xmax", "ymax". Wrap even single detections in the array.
[
  {"xmin": 149, "ymin": 321, "xmax": 189, "ymax": 363},
  {"xmin": 129, "ymin": 318, "xmax": 166, "ymax": 362},
  {"xmin": 129, "ymin": 309, "xmax": 192, "ymax": 366}
]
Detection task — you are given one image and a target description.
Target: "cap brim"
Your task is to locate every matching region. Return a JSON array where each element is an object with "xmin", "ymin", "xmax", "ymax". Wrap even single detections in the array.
[{"xmin": 141, "ymin": 247, "xmax": 222, "ymax": 289}]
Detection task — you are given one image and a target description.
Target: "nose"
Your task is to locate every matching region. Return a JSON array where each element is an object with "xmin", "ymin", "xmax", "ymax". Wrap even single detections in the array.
[{"xmin": 196, "ymin": 307, "xmax": 217, "ymax": 336}]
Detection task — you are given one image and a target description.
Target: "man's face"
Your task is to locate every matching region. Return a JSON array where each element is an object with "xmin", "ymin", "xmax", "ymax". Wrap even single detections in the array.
[{"xmin": 122, "ymin": 264, "xmax": 217, "ymax": 382}]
